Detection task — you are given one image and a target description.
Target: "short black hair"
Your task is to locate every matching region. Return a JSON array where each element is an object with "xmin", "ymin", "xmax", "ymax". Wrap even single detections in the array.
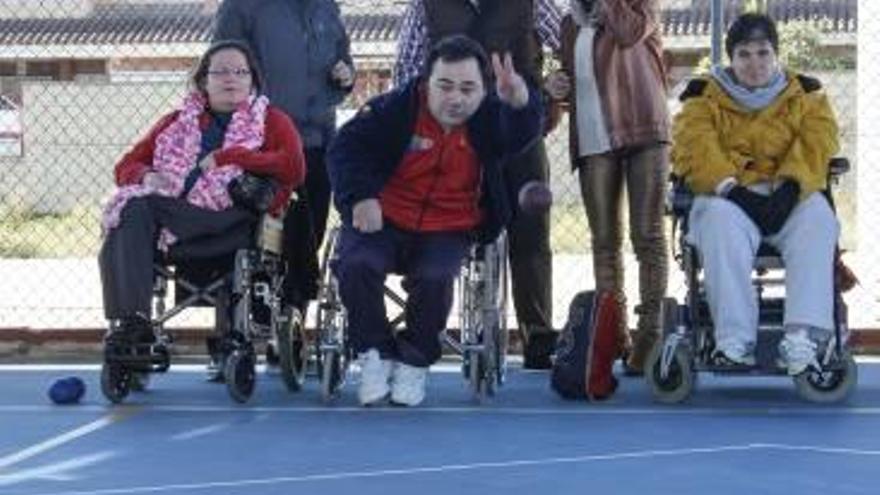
[
  {"xmin": 725, "ymin": 13, "xmax": 779, "ymax": 59},
  {"xmin": 423, "ymin": 34, "xmax": 491, "ymax": 88},
  {"xmin": 191, "ymin": 39, "xmax": 263, "ymax": 95}
]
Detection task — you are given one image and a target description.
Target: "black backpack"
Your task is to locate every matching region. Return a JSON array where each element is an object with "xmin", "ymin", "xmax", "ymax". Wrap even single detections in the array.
[{"xmin": 551, "ymin": 290, "xmax": 623, "ymax": 401}]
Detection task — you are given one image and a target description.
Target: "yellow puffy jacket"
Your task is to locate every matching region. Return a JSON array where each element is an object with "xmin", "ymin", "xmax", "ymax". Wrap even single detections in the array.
[{"xmin": 671, "ymin": 70, "xmax": 839, "ymax": 198}]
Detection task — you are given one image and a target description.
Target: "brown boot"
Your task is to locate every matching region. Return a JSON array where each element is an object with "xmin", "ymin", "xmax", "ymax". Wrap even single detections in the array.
[{"xmin": 624, "ymin": 329, "xmax": 658, "ymax": 376}]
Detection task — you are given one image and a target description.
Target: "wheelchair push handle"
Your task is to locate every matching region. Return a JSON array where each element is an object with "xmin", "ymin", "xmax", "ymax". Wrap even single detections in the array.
[{"xmin": 828, "ymin": 157, "xmax": 850, "ymax": 178}]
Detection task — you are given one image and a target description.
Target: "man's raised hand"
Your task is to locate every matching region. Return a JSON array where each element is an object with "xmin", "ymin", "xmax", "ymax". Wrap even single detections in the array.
[{"xmin": 492, "ymin": 52, "xmax": 528, "ymax": 109}]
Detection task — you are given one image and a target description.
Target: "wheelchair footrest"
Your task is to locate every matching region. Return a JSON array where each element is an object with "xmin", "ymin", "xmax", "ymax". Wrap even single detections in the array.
[{"xmin": 105, "ymin": 344, "xmax": 171, "ymax": 373}]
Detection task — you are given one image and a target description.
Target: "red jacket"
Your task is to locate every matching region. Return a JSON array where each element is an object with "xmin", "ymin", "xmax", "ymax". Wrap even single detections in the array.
[
  {"xmin": 114, "ymin": 105, "xmax": 305, "ymax": 214},
  {"xmin": 379, "ymin": 92, "xmax": 482, "ymax": 232}
]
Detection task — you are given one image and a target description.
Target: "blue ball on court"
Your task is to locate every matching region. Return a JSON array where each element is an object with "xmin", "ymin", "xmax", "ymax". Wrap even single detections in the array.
[{"xmin": 48, "ymin": 376, "xmax": 86, "ymax": 405}]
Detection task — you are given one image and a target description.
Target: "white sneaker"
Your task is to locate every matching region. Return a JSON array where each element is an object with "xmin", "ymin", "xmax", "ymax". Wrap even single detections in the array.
[
  {"xmin": 713, "ymin": 341, "xmax": 756, "ymax": 366},
  {"xmin": 779, "ymin": 329, "xmax": 819, "ymax": 376},
  {"xmin": 390, "ymin": 362, "xmax": 428, "ymax": 407},
  {"xmin": 358, "ymin": 349, "xmax": 393, "ymax": 406}
]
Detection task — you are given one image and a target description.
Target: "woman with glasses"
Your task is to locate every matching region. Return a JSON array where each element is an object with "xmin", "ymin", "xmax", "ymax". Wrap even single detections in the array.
[{"xmin": 98, "ymin": 40, "xmax": 305, "ymax": 351}]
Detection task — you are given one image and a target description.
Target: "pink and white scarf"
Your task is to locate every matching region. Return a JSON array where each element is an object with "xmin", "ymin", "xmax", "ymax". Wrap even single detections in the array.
[{"xmin": 102, "ymin": 92, "xmax": 269, "ymax": 247}]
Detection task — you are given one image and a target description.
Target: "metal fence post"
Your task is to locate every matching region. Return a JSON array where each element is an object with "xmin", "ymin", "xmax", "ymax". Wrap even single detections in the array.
[{"xmin": 711, "ymin": 0, "xmax": 724, "ymax": 66}]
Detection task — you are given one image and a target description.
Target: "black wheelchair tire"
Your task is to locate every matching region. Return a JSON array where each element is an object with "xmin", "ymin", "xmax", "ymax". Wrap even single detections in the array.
[
  {"xmin": 320, "ymin": 349, "xmax": 343, "ymax": 404},
  {"xmin": 224, "ymin": 349, "xmax": 256, "ymax": 404},
  {"xmin": 101, "ymin": 362, "xmax": 131, "ymax": 404},
  {"xmin": 278, "ymin": 307, "xmax": 307, "ymax": 392}
]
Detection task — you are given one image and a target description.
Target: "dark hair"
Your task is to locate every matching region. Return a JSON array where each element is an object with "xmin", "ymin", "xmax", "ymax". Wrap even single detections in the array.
[
  {"xmin": 725, "ymin": 13, "xmax": 779, "ymax": 59},
  {"xmin": 191, "ymin": 39, "xmax": 263, "ymax": 95},
  {"xmin": 423, "ymin": 34, "xmax": 491, "ymax": 88}
]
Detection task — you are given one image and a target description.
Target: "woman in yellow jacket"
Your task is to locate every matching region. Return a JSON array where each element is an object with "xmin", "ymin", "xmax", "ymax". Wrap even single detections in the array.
[{"xmin": 671, "ymin": 13, "xmax": 839, "ymax": 375}]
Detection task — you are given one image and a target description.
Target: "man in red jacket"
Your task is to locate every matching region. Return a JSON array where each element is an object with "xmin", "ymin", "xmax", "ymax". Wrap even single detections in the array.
[{"xmin": 328, "ymin": 35, "xmax": 543, "ymax": 407}]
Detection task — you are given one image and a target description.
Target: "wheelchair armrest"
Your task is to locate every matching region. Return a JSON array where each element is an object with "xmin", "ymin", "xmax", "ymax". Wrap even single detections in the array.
[
  {"xmin": 829, "ymin": 157, "xmax": 850, "ymax": 178},
  {"xmin": 666, "ymin": 174, "xmax": 694, "ymax": 218},
  {"xmin": 256, "ymin": 215, "xmax": 284, "ymax": 255}
]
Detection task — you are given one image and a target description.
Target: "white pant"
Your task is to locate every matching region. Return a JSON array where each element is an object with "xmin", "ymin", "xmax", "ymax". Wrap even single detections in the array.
[{"xmin": 687, "ymin": 193, "xmax": 839, "ymax": 350}]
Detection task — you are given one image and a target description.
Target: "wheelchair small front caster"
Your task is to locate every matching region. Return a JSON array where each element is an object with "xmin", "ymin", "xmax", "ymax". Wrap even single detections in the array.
[
  {"xmin": 320, "ymin": 349, "xmax": 345, "ymax": 404},
  {"xmin": 645, "ymin": 341, "xmax": 696, "ymax": 404},
  {"xmin": 794, "ymin": 352, "xmax": 858, "ymax": 403},
  {"xmin": 101, "ymin": 362, "xmax": 131, "ymax": 404},
  {"xmin": 224, "ymin": 349, "xmax": 256, "ymax": 403},
  {"xmin": 278, "ymin": 307, "xmax": 308, "ymax": 393},
  {"xmin": 466, "ymin": 349, "xmax": 493, "ymax": 404}
]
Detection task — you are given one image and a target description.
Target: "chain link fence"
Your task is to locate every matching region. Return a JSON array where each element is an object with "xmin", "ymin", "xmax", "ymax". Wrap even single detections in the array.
[{"xmin": 0, "ymin": 0, "xmax": 875, "ymax": 333}]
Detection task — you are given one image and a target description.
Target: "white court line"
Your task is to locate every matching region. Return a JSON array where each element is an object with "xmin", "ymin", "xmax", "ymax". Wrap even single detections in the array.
[
  {"xmin": 24, "ymin": 443, "xmax": 880, "ymax": 495},
  {"xmin": 0, "ymin": 451, "xmax": 115, "ymax": 487},
  {"xmin": 0, "ymin": 411, "xmax": 129, "ymax": 471},
  {"xmin": 3, "ymin": 404, "xmax": 880, "ymax": 416},
  {"xmin": 169, "ymin": 423, "xmax": 229, "ymax": 441}
]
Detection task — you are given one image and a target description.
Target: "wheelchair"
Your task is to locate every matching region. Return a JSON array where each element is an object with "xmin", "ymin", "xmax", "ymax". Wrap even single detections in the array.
[
  {"xmin": 100, "ymin": 214, "xmax": 308, "ymax": 404},
  {"xmin": 645, "ymin": 158, "xmax": 858, "ymax": 404},
  {"xmin": 314, "ymin": 227, "xmax": 510, "ymax": 404}
]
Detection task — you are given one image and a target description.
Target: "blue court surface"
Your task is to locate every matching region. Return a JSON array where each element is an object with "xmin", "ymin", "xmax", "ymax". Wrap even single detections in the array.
[{"xmin": 1, "ymin": 359, "xmax": 879, "ymax": 495}]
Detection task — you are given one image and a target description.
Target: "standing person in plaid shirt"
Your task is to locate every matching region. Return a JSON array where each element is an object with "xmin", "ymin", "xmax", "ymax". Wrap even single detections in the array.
[{"xmin": 394, "ymin": 0, "xmax": 563, "ymax": 370}]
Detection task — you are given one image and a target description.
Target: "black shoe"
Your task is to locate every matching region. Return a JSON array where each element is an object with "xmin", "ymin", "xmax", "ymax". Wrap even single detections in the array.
[
  {"xmin": 523, "ymin": 332, "xmax": 557, "ymax": 370},
  {"xmin": 117, "ymin": 315, "xmax": 155, "ymax": 345}
]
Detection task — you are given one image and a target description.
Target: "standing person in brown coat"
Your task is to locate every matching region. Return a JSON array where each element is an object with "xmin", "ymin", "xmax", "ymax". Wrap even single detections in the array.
[{"xmin": 545, "ymin": 0, "xmax": 671, "ymax": 374}]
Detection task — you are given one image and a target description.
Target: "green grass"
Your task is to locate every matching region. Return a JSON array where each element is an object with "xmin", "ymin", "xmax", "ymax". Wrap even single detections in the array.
[{"xmin": 0, "ymin": 204, "xmax": 101, "ymax": 258}]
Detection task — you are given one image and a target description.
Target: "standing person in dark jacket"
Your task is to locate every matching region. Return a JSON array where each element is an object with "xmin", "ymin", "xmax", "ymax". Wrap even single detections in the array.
[
  {"xmin": 395, "ymin": 0, "xmax": 563, "ymax": 369},
  {"xmin": 328, "ymin": 35, "xmax": 543, "ymax": 406},
  {"xmin": 214, "ymin": 0, "xmax": 354, "ymax": 313}
]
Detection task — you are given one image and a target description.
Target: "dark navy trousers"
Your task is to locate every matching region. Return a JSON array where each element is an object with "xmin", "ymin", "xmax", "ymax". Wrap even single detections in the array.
[{"xmin": 332, "ymin": 224, "xmax": 471, "ymax": 367}]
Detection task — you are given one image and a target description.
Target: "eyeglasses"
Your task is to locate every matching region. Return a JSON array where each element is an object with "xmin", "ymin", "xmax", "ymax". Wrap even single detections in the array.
[{"xmin": 207, "ymin": 68, "xmax": 252, "ymax": 78}]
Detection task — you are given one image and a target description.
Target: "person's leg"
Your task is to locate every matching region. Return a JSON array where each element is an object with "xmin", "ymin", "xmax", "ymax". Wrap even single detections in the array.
[
  {"xmin": 304, "ymin": 147, "xmax": 332, "ymax": 252},
  {"xmin": 99, "ymin": 197, "xmax": 158, "ymax": 323},
  {"xmin": 393, "ymin": 231, "xmax": 471, "ymax": 405},
  {"xmin": 503, "ymin": 140, "xmax": 554, "ymax": 368},
  {"xmin": 769, "ymin": 193, "xmax": 839, "ymax": 374},
  {"xmin": 100, "ymin": 195, "xmax": 255, "ymax": 342},
  {"xmin": 280, "ymin": 146, "xmax": 331, "ymax": 313},
  {"xmin": 397, "ymin": 232, "xmax": 472, "ymax": 367},
  {"xmin": 624, "ymin": 145, "xmax": 670, "ymax": 372},
  {"xmin": 577, "ymin": 153, "xmax": 628, "ymax": 353},
  {"xmin": 332, "ymin": 225, "xmax": 398, "ymax": 404},
  {"xmin": 688, "ymin": 196, "xmax": 761, "ymax": 362}
]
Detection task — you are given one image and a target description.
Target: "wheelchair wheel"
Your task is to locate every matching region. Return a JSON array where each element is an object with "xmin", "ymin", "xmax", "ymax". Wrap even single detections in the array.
[
  {"xmin": 794, "ymin": 353, "xmax": 858, "ymax": 403},
  {"xmin": 100, "ymin": 362, "xmax": 131, "ymax": 404},
  {"xmin": 224, "ymin": 349, "xmax": 257, "ymax": 403},
  {"xmin": 645, "ymin": 341, "xmax": 696, "ymax": 404},
  {"xmin": 466, "ymin": 349, "xmax": 493, "ymax": 403},
  {"xmin": 320, "ymin": 349, "xmax": 345, "ymax": 404},
  {"xmin": 278, "ymin": 307, "xmax": 308, "ymax": 392}
]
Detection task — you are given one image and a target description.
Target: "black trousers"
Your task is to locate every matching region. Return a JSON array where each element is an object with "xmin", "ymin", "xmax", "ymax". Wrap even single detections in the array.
[
  {"xmin": 332, "ymin": 225, "xmax": 471, "ymax": 368},
  {"xmin": 99, "ymin": 195, "xmax": 255, "ymax": 320},
  {"xmin": 503, "ymin": 140, "xmax": 554, "ymax": 337},
  {"xmin": 281, "ymin": 146, "xmax": 328, "ymax": 308}
]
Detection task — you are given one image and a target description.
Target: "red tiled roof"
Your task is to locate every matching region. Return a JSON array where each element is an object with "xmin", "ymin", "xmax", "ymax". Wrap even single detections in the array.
[{"xmin": 0, "ymin": 0, "xmax": 856, "ymax": 47}]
